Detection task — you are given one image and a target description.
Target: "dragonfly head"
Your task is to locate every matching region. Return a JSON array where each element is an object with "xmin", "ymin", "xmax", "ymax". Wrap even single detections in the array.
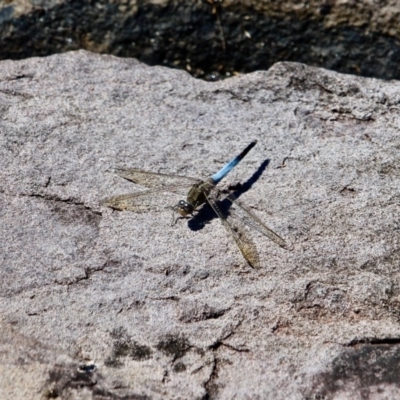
[{"xmin": 175, "ymin": 200, "xmax": 194, "ymax": 216}]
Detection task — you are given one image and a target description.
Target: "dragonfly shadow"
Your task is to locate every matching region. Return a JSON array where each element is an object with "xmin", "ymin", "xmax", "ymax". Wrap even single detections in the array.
[{"xmin": 187, "ymin": 159, "xmax": 270, "ymax": 231}]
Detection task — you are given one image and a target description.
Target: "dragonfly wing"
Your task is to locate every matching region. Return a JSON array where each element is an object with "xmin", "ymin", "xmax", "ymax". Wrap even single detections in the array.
[
  {"xmin": 225, "ymin": 193, "xmax": 287, "ymax": 249},
  {"xmin": 114, "ymin": 168, "xmax": 201, "ymax": 188},
  {"xmin": 204, "ymin": 192, "xmax": 260, "ymax": 268},
  {"xmin": 102, "ymin": 183, "xmax": 193, "ymax": 212}
]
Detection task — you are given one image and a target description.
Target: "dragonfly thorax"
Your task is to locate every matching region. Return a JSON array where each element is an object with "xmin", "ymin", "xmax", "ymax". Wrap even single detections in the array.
[{"xmin": 176, "ymin": 200, "xmax": 194, "ymax": 216}]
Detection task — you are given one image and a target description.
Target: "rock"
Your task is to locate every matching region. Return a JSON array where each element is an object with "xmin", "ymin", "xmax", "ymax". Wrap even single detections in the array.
[
  {"xmin": 1, "ymin": 50, "xmax": 400, "ymax": 399},
  {"xmin": 2, "ymin": 0, "xmax": 400, "ymax": 80}
]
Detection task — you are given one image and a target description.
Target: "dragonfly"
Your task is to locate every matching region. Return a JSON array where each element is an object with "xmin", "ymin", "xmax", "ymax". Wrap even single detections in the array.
[{"xmin": 102, "ymin": 140, "xmax": 287, "ymax": 268}]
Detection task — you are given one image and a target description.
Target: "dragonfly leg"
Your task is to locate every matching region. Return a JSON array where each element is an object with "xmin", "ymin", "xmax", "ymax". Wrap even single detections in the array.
[
  {"xmin": 170, "ymin": 206, "xmax": 189, "ymax": 226},
  {"xmin": 170, "ymin": 206, "xmax": 178, "ymax": 226}
]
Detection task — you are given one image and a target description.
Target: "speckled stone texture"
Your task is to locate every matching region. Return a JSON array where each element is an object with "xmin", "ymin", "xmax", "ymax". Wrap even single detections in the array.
[{"xmin": 1, "ymin": 50, "xmax": 400, "ymax": 399}]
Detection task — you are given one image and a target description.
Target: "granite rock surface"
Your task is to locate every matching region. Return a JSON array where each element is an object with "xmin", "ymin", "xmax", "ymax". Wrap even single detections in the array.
[{"xmin": 1, "ymin": 50, "xmax": 400, "ymax": 399}]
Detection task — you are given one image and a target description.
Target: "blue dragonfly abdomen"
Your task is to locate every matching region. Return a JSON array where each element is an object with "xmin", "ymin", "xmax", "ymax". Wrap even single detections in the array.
[{"xmin": 211, "ymin": 140, "xmax": 257, "ymax": 184}]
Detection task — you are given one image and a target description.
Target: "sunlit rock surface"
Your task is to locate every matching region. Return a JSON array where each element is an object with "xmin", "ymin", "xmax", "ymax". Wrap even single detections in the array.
[{"xmin": 1, "ymin": 50, "xmax": 400, "ymax": 399}]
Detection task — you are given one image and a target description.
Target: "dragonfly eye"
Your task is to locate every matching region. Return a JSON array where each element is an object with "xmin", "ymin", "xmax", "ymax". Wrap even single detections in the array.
[{"xmin": 176, "ymin": 200, "xmax": 194, "ymax": 216}]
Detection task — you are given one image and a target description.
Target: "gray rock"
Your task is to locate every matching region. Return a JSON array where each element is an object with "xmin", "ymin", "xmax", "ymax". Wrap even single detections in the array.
[{"xmin": 1, "ymin": 50, "xmax": 400, "ymax": 399}]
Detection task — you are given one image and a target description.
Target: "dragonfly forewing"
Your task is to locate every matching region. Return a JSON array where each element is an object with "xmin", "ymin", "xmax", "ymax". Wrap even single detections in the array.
[
  {"xmin": 114, "ymin": 168, "xmax": 201, "ymax": 188},
  {"xmin": 102, "ymin": 183, "xmax": 195, "ymax": 212},
  {"xmin": 204, "ymin": 192, "xmax": 260, "ymax": 268}
]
